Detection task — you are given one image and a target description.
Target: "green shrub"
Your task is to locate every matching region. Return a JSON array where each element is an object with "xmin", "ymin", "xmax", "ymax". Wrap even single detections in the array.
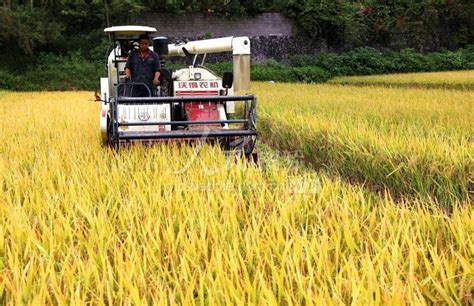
[
  {"xmin": 313, "ymin": 53, "xmax": 351, "ymax": 76},
  {"xmin": 460, "ymin": 46, "xmax": 474, "ymax": 68},
  {"xmin": 205, "ymin": 62, "xmax": 233, "ymax": 76},
  {"xmin": 288, "ymin": 54, "xmax": 318, "ymax": 67},
  {"xmin": 0, "ymin": 52, "xmax": 102, "ymax": 91},
  {"xmin": 1, "ymin": 46, "xmax": 473, "ymax": 91},
  {"xmin": 390, "ymin": 49, "xmax": 428, "ymax": 73},
  {"xmin": 0, "ymin": 71, "xmax": 23, "ymax": 90},
  {"xmin": 426, "ymin": 51, "xmax": 464, "ymax": 71},
  {"xmin": 251, "ymin": 66, "xmax": 283, "ymax": 82},
  {"xmin": 289, "ymin": 47, "xmax": 474, "ymax": 77},
  {"xmin": 288, "ymin": 66, "xmax": 331, "ymax": 83}
]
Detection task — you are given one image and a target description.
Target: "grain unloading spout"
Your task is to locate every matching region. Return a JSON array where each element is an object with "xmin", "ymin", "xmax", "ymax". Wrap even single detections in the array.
[
  {"xmin": 232, "ymin": 37, "xmax": 251, "ymax": 92},
  {"xmin": 167, "ymin": 36, "xmax": 251, "ymax": 91}
]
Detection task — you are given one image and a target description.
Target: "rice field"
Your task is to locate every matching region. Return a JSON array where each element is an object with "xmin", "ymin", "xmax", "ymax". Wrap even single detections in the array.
[
  {"xmin": 255, "ymin": 82, "xmax": 473, "ymax": 204},
  {"xmin": 1, "ymin": 71, "xmax": 473, "ymax": 304},
  {"xmin": 328, "ymin": 70, "xmax": 474, "ymax": 90}
]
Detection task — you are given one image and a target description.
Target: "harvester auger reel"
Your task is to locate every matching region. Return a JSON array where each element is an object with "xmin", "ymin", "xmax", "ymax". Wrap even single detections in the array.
[
  {"xmin": 225, "ymin": 103, "xmax": 258, "ymax": 163},
  {"xmin": 97, "ymin": 26, "xmax": 257, "ymax": 161}
]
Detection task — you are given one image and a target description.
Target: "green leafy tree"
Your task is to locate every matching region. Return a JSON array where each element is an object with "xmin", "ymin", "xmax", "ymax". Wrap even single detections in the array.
[
  {"xmin": 0, "ymin": 7, "xmax": 63, "ymax": 55},
  {"xmin": 286, "ymin": 0, "xmax": 365, "ymax": 47}
]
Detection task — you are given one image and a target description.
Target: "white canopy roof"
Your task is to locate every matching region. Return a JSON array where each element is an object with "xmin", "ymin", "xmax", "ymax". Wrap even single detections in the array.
[{"xmin": 104, "ymin": 25, "xmax": 157, "ymax": 38}]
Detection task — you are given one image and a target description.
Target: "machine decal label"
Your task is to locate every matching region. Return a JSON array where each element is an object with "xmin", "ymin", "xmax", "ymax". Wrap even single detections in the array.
[
  {"xmin": 160, "ymin": 110, "xmax": 167, "ymax": 119},
  {"xmin": 177, "ymin": 81, "xmax": 219, "ymax": 89},
  {"xmin": 175, "ymin": 90, "xmax": 219, "ymax": 96},
  {"xmin": 138, "ymin": 111, "xmax": 150, "ymax": 121}
]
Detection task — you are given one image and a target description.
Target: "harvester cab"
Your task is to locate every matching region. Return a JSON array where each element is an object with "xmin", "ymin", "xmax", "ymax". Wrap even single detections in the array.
[{"xmin": 98, "ymin": 25, "xmax": 257, "ymax": 161}]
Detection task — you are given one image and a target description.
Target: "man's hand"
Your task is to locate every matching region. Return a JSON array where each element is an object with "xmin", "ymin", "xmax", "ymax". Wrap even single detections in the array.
[
  {"xmin": 124, "ymin": 68, "xmax": 132, "ymax": 81},
  {"xmin": 153, "ymin": 71, "xmax": 161, "ymax": 86}
]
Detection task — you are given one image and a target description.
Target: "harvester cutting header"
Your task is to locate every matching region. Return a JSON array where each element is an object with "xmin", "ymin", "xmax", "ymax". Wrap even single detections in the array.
[{"xmin": 98, "ymin": 25, "xmax": 257, "ymax": 160}]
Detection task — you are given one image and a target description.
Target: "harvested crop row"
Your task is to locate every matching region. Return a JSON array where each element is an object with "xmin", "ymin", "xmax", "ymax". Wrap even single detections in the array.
[
  {"xmin": 255, "ymin": 82, "xmax": 474, "ymax": 204},
  {"xmin": 328, "ymin": 70, "xmax": 474, "ymax": 90}
]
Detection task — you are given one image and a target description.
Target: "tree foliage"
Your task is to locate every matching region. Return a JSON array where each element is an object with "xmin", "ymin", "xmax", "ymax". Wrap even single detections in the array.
[
  {"xmin": 0, "ymin": 8, "xmax": 63, "ymax": 55},
  {"xmin": 0, "ymin": 0, "xmax": 472, "ymax": 55},
  {"xmin": 286, "ymin": 0, "xmax": 474, "ymax": 49}
]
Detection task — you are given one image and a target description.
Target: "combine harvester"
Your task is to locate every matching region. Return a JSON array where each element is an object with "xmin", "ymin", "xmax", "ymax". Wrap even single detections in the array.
[{"xmin": 98, "ymin": 26, "xmax": 257, "ymax": 161}]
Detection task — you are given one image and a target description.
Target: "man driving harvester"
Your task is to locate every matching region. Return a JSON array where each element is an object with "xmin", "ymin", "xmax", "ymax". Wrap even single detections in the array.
[{"xmin": 124, "ymin": 34, "xmax": 160, "ymax": 97}]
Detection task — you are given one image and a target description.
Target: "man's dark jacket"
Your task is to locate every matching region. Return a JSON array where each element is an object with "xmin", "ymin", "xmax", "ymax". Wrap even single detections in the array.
[{"xmin": 125, "ymin": 50, "xmax": 160, "ymax": 88}]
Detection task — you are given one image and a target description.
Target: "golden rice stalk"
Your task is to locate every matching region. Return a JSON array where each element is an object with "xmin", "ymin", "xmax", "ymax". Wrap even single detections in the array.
[{"xmin": 0, "ymin": 90, "xmax": 472, "ymax": 304}]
